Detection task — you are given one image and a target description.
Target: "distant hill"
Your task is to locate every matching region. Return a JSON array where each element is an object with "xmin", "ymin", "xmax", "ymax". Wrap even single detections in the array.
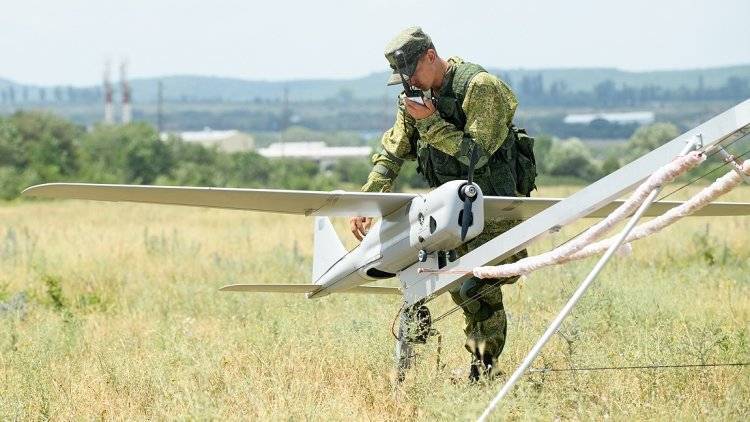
[
  {"xmin": 0, "ymin": 78, "xmax": 15, "ymax": 90},
  {"xmin": 128, "ymin": 65, "xmax": 750, "ymax": 102},
  {"xmin": 1, "ymin": 64, "xmax": 749, "ymax": 103}
]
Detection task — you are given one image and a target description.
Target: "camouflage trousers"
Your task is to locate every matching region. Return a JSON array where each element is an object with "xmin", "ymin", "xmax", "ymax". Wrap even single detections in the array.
[{"xmin": 448, "ymin": 218, "xmax": 527, "ymax": 370}]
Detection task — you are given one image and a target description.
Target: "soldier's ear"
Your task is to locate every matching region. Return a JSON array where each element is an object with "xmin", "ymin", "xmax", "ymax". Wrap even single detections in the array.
[{"xmin": 426, "ymin": 49, "xmax": 437, "ymax": 64}]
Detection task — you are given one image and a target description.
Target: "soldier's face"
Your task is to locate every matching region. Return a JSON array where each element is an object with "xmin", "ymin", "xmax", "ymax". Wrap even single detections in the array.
[{"xmin": 408, "ymin": 50, "xmax": 437, "ymax": 90}]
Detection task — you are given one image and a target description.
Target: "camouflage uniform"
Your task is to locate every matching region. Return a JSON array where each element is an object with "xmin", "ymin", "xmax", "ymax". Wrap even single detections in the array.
[{"xmin": 363, "ymin": 27, "xmax": 534, "ymax": 377}]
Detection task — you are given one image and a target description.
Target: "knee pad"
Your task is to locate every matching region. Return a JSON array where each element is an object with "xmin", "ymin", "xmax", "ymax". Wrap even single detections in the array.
[{"xmin": 459, "ymin": 278, "xmax": 480, "ymax": 301}]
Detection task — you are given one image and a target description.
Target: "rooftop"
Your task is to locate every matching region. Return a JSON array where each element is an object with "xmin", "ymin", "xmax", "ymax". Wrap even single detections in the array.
[
  {"xmin": 564, "ymin": 111, "xmax": 655, "ymax": 125},
  {"xmin": 258, "ymin": 142, "xmax": 371, "ymax": 159}
]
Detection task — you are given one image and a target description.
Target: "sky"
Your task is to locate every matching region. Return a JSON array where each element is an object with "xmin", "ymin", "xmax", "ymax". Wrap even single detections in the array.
[{"xmin": 1, "ymin": 0, "xmax": 749, "ymax": 86}]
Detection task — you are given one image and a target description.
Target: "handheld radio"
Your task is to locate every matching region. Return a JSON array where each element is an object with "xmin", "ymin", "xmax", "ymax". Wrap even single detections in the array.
[{"xmin": 394, "ymin": 50, "xmax": 424, "ymax": 105}]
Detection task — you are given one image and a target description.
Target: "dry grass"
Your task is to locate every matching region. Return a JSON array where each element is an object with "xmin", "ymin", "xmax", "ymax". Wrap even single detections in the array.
[{"xmin": 0, "ymin": 185, "xmax": 748, "ymax": 420}]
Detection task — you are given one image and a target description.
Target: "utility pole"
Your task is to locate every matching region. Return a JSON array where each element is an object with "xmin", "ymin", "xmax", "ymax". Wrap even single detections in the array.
[
  {"xmin": 120, "ymin": 60, "xmax": 132, "ymax": 124},
  {"xmin": 157, "ymin": 80, "xmax": 164, "ymax": 133},
  {"xmin": 281, "ymin": 85, "xmax": 290, "ymax": 156},
  {"xmin": 282, "ymin": 84, "xmax": 290, "ymax": 130},
  {"xmin": 279, "ymin": 85, "xmax": 290, "ymax": 182}
]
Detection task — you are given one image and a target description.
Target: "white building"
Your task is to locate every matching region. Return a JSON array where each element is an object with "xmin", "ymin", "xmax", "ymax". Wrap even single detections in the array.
[
  {"xmin": 563, "ymin": 111, "xmax": 655, "ymax": 125},
  {"xmin": 162, "ymin": 128, "xmax": 255, "ymax": 152},
  {"xmin": 258, "ymin": 142, "xmax": 372, "ymax": 162}
]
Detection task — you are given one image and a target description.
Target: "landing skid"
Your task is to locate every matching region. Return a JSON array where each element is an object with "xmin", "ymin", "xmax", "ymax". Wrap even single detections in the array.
[
  {"xmin": 394, "ymin": 307, "xmax": 415, "ymax": 382},
  {"xmin": 395, "ymin": 249, "xmax": 447, "ymax": 381},
  {"xmin": 394, "ymin": 301, "xmax": 433, "ymax": 382}
]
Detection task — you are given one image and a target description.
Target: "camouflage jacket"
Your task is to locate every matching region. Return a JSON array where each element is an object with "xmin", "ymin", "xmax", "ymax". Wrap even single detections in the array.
[{"xmin": 362, "ymin": 57, "xmax": 518, "ymax": 192}]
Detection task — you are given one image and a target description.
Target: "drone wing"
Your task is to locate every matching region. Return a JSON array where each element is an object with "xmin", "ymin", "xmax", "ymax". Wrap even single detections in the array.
[
  {"xmin": 219, "ymin": 284, "xmax": 400, "ymax": 295},
  {"xmin": 483, "ymin": 196, "xmax": 750, "ymax": 219},
  {"xmin": 23, "ymin": 183, "xmax": 750, "ymax": 219},
  {"xmin": 23, "ymin": 183, "xmax": 416, "ymax": 217}
]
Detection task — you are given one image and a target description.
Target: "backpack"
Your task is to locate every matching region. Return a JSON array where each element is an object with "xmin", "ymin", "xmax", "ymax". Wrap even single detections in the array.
[{"xmin": 510, "ymin": 125, "xmax": 537, "ymax": 196}]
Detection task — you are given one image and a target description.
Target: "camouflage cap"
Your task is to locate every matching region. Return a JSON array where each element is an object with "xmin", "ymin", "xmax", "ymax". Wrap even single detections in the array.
[{"xmin": 384, "ymin": 27, "xmax": 433, "ymax": 86}]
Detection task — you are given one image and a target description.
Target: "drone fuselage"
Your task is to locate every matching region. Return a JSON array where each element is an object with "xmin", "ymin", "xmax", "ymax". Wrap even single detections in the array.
[{"xmin": 308, "ymin": 180, "xmax": 484, "ymax": 298}]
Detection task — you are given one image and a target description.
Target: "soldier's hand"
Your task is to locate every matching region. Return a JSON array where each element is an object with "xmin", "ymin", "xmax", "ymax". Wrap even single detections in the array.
[
  {"xmin": 349, "ymin": 216, "xmax": 373, "ymax": 241},
  {"xmin": 405, "ymin": 97, "xmax": 436, "ymax": 120}
]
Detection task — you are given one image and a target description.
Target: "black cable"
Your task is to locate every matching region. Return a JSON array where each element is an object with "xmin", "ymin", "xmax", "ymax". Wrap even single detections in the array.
[
  {"xmin": 391, "ymin": 303, "xmax": 405, "ymax": 340},
  {"xmin": 658, "ymin": 147, "xmax": 750, "ymax": 201},
  {"xmin": 528, "ymin": 362, "xmax": 750, "ymax": 374}
]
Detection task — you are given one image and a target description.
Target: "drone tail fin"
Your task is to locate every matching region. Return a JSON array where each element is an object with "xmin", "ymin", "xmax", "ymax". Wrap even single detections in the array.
[{"xmin": 312, "ymin": 216, "xmax": 348, "ymax": 283}]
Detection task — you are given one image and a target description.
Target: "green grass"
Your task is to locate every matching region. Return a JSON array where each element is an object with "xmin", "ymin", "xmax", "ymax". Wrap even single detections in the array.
[{"xmin": 0, "ymin": 185, "xmax": 748, "ymax": 420}]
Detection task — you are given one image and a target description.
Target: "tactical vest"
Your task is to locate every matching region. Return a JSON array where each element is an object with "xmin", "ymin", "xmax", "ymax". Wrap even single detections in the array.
[{"xmin": 413, "ymin": 62, "xmax": 537, "ymax": 197}]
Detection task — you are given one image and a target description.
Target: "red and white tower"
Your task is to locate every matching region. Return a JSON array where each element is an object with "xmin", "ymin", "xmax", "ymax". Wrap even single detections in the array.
[{"xmin": 103, "ymin": 61, "xmax": 114, "ymax": 124}]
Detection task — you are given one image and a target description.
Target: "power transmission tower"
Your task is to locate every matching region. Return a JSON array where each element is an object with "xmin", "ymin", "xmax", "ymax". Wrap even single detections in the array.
[{"xmin": 103, "ymin": 61, "xmax": 114, "ymax": 124}]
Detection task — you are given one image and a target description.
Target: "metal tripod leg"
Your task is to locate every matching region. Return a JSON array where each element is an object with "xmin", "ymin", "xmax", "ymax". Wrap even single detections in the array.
[{"xmin": 395, "ymin": 254, "xmax": 438, "ymax": 382}]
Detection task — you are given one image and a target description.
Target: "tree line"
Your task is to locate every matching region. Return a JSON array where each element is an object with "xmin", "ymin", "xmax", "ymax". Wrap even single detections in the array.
[
  {"xmin": 0, "ymin": 111, "xmax": 379, "ymax": 200},
  {"xmin": 3, "ymin": 74, "xmax": 747, "ymax": 109},
  {"xmin": 502, "ymin": 74, "xmax": 750, "ymax": 107},
  {"xmin": 0, "ymin": 111, "xmax": 681, "ymax": 201},
  {"xmin": 0, "ymin": 86, "xmax": 103, "ymax": 104}
]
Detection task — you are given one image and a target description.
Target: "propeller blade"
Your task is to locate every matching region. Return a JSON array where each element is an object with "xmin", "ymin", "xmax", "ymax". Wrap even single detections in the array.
[
  {"xmin": 461, "ymin": 195, "xmax": 473, "ymax": 241},
  {"xmin": 461, "ymin": 143, "xmax": 480, "ymax": 241}
]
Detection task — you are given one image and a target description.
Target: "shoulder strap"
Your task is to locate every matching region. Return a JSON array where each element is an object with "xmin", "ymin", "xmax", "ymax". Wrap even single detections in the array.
[{"xmin": 449, "ymin": 62, "xmax": 487, "ymax": 126}]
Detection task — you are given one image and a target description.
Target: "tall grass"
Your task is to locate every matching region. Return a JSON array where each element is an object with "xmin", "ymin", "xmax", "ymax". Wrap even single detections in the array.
[{"xmin": 0, "ymin": 185, "xmax": 748, "ymax": 420}]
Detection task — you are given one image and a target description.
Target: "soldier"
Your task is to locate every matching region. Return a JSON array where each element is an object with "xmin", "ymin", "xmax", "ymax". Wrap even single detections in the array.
[{"xmin": 349, "ymin": 27, "xmax": 536, "ymax": 381}]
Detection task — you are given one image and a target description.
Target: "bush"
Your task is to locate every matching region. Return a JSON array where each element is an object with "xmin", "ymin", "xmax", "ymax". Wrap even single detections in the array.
[
  {"xmin": 0, "ymin": 166, "xmax": 41, "ymax": 199},
  {"xmin": 621, "ymin": 122, "xmax": 679, "ymax": 165},
  {"xmin": 533, "ymin": 135, "xmax": 553, "ymax": 174},
  {"xmin": 547, "ymin": 138, "xmax": 600, "ymax": 181},
  {"xmin": 79, "ymin": 123, "xmax": 172, "ymax": 184},
  {"xmin": 7, "ymin": 111, "xmax": 82, "ymax": 180}
]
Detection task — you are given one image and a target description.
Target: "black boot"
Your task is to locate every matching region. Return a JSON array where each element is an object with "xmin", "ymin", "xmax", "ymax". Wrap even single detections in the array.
[
  {"xmin": 469, "ymin": 359, "xmax": 482, "ymax": 382},
  {"xmin": 481, "ymin": 352, "xmax": 495, "ymax": 378},
  {"xmin": 468, "ymin": 351, "xmax": 495, "ymax": 382}
]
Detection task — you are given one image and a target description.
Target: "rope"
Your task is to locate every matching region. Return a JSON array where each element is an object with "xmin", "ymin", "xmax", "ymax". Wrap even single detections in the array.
[
  {"xmin": 419, "ymin": 151, "xmax": 704, "ymax": 279},
  {"xmin": 544, "ymin": 135, "xmax": 750, "ymax": 255},
  {"xmin": 559, "ymin": 158, "xmax": 750, "ymax": 263},
  {"xmin": 472, "ymin": 151, "xmax": 705, "ymax": 279},
  {"xmin": 440, "ymin": 157, "xmax": 746, "ymax": 318},
  {"xmin": 407, "ymin": 138, "xmax": 746, "ymax": 290}
]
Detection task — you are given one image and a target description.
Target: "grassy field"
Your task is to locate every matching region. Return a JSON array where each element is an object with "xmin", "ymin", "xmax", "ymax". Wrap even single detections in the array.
[{"xmin": 0, "ymin": 185, "xmax": 748, "ymax": 420}]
